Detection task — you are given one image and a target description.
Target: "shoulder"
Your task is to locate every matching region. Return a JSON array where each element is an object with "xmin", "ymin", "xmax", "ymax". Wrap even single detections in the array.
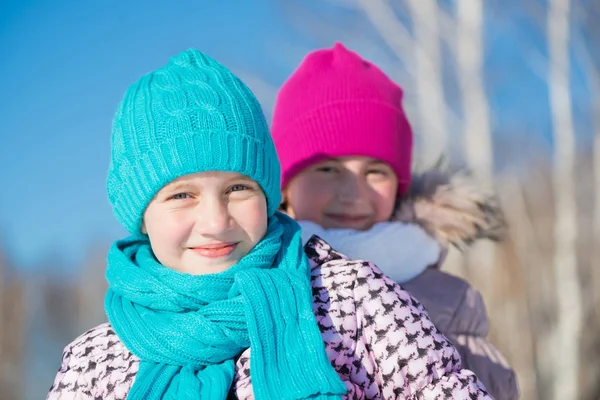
[
  {"xmin": 403, "ymin": 269, "xmax": 489, "ymax": 336},
  {"xmin": 305, "ymin": 235, "xmax": 360, "ymax": 313},
  {"xmin": 65, "ymin": 323, "xmax": 131, "ymax": 364},
  {"xmin": 49, "ymin": 323, "xmax": 138, "ymax": 399},
  {"xmin": 304, "ymin": 234, "xmax": 378, "ymax": 295},
  {"xmin": 305, "ymin": 235, "xmax": 358, "ymax": 280},
  {"xmin": 304, "ymin": 234, "xmax": 427, "ymax": 322},
  {"xmin": 304, "ymin": 234, "xmax": 350, "ymax": 266},
  {"xmin": 395, "ymin": 164, "xmax": 505, "ymax": 250},
  {"xmin": 60, "ymin": 322, "xmax": 139, "ymax": 383}
]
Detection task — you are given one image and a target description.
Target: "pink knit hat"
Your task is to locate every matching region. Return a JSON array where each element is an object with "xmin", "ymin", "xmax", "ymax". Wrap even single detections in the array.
[{"xmin": 272, "ymin": 42, "xmax": 413, "ymax": 195}]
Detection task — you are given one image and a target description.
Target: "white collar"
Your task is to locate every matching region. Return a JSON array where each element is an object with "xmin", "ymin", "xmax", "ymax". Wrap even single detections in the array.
[{"xmin": 298, "ymin": 221, "xmax": 442, "ymax": 283}]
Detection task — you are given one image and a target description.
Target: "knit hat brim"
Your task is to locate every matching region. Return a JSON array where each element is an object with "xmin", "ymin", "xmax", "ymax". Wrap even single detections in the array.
[
  {"xmin": 276, "ymin": 99, "xmax": 413, "ymax": 195},
  {"xmin": 108, "ymin": 131, "xmax": 281, "ymax": 233}
]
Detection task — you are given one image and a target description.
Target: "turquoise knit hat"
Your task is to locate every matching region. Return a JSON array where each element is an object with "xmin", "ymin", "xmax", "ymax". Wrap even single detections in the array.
[{"xmin": 107, "ymin": 49, "xmax": 281, "ymax": 233}]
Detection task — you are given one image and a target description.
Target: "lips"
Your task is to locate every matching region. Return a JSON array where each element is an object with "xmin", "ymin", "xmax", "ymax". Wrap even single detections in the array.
[
  {"xmin": 189, "ymin": 242, "xmax": 238, "ymax": 258},
  {"xmin": 325, "ymin": 213, "xmax": 371, "ymax": 228}
]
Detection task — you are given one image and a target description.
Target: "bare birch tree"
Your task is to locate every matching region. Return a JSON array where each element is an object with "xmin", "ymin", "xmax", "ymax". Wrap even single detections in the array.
[
  {"xmin": 403, "ymin": 0, "xmax": 448, "ymax": 165},
  {"xmin": 547, "ymin": 0, "xmax": 582, "ymax": 398},
  {"xmin": 456, "ymin": 0, "xmax": 493, "ymax": 184},
  {"xmin": 454, "ymin": 0, "xmax": 497, "ymax": 287},
  {"xmin": 496, "ymin": 173, "xmax": 541, "ymax": 400}
]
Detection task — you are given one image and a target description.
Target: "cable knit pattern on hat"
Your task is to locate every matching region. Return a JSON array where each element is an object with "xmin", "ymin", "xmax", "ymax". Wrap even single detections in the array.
[{"xmin": 107, "ymin": 49, "xmax": 281, "ymax": 233}]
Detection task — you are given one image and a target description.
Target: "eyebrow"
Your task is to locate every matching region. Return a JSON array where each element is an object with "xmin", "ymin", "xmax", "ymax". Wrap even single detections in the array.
[
  {"xmin": 368, "ymin": 160, "xmax": 389, "ymax": 167},
  {"xmin": 161, "ymin": 174, "xmax": 256, "ymax": 192},
  {"xmin": 230, "ymin": 176, "xmax": 256, "ymax": 184},
  {"xmin": 160, "ymin": 181, "xmax": 192, "ymax": 194}
]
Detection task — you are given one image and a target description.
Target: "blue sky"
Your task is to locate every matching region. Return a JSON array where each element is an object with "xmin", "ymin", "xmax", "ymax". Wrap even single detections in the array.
[
  {"xmin": 0, "ymin": 0, "xmax": 294, "ymax": 269},
  {"xmin": 0, "ymin": 0, "xmax": 594, "ymax": 271}
]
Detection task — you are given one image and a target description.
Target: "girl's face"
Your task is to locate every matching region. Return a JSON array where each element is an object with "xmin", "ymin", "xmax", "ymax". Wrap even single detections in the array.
[
  {"xmin": 143, "ymin": 172, "xmax": 268, "ymax": 275},
  {"xmin": 283, "ymin": 156, "xmax": 398, "ymax": 231}
]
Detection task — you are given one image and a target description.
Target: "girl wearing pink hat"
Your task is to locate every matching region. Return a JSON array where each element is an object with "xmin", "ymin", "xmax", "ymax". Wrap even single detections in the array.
[{"xmin": 272, "ymin": 42, "xmax": 518, "ymax": 400}]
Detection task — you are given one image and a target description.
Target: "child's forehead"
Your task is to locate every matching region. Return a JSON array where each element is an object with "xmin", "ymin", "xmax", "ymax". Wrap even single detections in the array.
[{"xmin": 162, "ymin": 171, "xmax": 255, "ymax": 188}]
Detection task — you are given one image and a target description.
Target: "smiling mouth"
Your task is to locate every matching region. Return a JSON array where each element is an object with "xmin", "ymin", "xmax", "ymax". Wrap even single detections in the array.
[
  {"xmin": 190, "ymin": 243, "xmax": 238, "ymax": 258},
  {"xmin": 325, "ymin": 214, "xmax": 370, "ymax": 225}
]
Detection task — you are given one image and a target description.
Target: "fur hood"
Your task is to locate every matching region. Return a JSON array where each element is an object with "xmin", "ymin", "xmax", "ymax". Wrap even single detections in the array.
[{"xmin": 394, "ymin": 161, "xmax": 505, "ymax": 251}]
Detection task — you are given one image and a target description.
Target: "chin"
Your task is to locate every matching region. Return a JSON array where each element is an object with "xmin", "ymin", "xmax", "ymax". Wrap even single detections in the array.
[
  {"xmin": 188, "ymin": 264, "xmax": 233, "ymax": 275},
  {"xmin": 175, "ymin": 259, "xmax": 233, "ymax": 275}
]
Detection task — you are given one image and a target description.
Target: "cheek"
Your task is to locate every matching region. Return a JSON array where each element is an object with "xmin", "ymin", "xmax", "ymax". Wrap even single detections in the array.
[
  {"xmin": 145, "ymin": 212, "xmax": 191, "ymax": 259},
  {"xmin": 286, "ymin": 178, "xmax": 335, "ymax": 221},
  {"xmin": 230, "ymin": 198, "xmax": 269, "ymax": 244},
  {"xmin": 372, "ymin": 181, "xmax": 398, "ymax": 221}
]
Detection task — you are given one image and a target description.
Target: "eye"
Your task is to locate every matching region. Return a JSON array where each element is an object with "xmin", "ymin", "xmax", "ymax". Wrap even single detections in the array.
[
  {"xmin": 367, "ymin": 168, "xmax": 388, "ymax": 176},
  {"xmin": 316, "ymin": 165, "xmax": 339, "ymax": 174},
  {"xmin": 228, "ymin": 184, "xmax": 251, "ymax": 193},
  {"xmin": 169, "ymin": 192, "xmax": 191, "ymax": 200}
]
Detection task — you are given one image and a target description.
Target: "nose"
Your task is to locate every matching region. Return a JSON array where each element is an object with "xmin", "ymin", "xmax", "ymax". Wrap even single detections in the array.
[
  {"xmin": 337, "ymin": 172, "xmax": 368, "ymax": 205},
  {"xmin": 193, "ymin": 195, "xmax": 231, "ymax": 236}
]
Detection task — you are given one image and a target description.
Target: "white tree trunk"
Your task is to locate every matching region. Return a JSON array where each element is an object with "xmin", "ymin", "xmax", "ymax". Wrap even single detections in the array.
[
  {"xmin": 355, "ymin": 0, "xmax": 456, "ymax": 167},
  {"xmin": 594, "ymin": 72, "xmax": 600, "ymax": 319},
  {"xmin": 590, "ymin": 52, "xmax": 600, "ymax": 335},
  {"xmin": 403, "ymin": 0, "xmax": 449, "ymax": 166},
  {"xmin": 354, "ymin": 0, "xmax": 414, "ymax": 64},
  {"xmin": 456, "ymin": 0, "xmax": 493, "ymax": 183},
  {"xmin": 547, "ymin": 0, "xmax": 581, "ymax": 398},
  {"xmin": 592, "ymin": 66, "xmax": 600, "ymax": 269},
  {"xmin": 498, "ymin": 175, "xmax": 542, "ymax": 400},
  {"xmin": 455, "ymin": 0, "xmax": 496, "ymax": 283}
]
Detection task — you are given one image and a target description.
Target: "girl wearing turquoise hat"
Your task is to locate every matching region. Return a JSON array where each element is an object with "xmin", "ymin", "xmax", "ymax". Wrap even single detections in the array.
[{"xmin": 47, "ymin": 49, "xmax": 492, "ymax": 399}]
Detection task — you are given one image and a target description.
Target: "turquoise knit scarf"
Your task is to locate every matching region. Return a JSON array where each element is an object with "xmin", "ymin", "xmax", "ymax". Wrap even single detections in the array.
[{"xmin": 105, "ymin": 212, "xmax": 346, "ymax": 399}]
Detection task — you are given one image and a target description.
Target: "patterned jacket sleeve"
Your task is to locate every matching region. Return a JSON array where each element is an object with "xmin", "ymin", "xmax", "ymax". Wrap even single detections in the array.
[
  {"xmin": 402, "ymin": 270, "xmax": 518, "ymax": 400},
  {"xmin": 46, "ymin": 344, "xmax": 92, "ymax": 400},
  {"xmin": 354, "ymin": 261, "xmax": 494, "ymax": 399},
  {"xmin": 444, "ymin": 332, "xmax": 517, "ymax": 400}
]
